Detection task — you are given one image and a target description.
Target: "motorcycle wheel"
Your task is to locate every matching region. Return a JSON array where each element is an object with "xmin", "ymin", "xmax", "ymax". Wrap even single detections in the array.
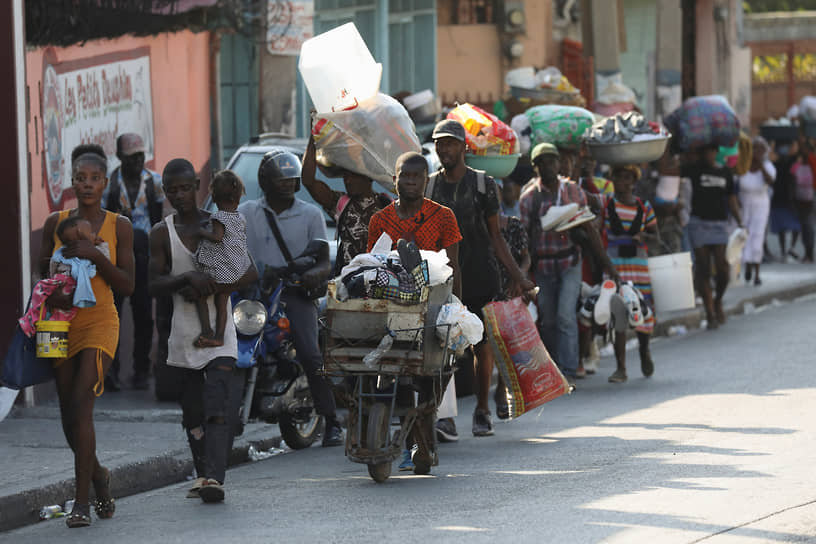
[
  {"xmin": 365, "ymin": 402, "xmax": 391, "ymax": 483},
  {"xmin": 279, "ymin": 413, "xmax": 323, "ymax": 450}
]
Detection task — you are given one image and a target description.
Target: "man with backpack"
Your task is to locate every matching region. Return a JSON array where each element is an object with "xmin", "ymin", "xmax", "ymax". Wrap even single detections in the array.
[
  {"xmin": 103, "ymin": 133, "xmax": 165, "ymax": 390},
  {"xmin": 302, "ymin": 134, "xmax": 391, "ymax": 274},
  {"xmin": 426, "ymin": 119, "xmax": 535, "ymax": 440}
]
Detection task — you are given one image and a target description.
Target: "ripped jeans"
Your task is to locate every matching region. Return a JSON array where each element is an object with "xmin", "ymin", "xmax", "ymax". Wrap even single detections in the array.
[{"xmin": 179, "ymin": 357, "xmax": 238, "ymax": 484}]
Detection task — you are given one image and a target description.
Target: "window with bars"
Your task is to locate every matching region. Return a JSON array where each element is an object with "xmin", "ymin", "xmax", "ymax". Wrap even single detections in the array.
[{"xmin": 438, "ymin": 0, "xmax": 497, "ymax": 24}]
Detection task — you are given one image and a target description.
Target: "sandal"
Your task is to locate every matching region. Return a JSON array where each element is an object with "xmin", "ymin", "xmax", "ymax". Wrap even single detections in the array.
[
  {"xmin": 608, "ymin": 369, "xmax": 628, "ymax": 383},
  {"xmin": 93, "ymin": 467, "xmax": 115, "ymax": 519},
  {"xmin": 65, "ymin": 503, "xmax": 91, "ymax": 528}
]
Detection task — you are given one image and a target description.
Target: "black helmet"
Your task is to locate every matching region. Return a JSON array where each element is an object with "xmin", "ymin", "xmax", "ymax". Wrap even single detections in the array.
[{"xmin": 258, "ymin": 149, "xmax": 302, "ymax": 193}]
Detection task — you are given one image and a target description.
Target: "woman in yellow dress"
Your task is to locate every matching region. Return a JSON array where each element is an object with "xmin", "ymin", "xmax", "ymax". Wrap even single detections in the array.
[{"xmin": 39, "ymin": 144, "xmax": 134, "ymax": 528}]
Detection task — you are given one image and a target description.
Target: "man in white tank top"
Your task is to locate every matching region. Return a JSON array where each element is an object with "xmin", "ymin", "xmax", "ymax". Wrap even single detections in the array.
[{"xmin": 149, "ymin": 159, "xmax": 257, "ymax": 503}]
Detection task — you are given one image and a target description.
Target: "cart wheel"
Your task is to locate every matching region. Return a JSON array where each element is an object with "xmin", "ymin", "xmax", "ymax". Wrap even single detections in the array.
[
  {"xmin": 367, "ymin": 462, "xmax": 391, "ymax": 483},
  {"xmin": 366, "ymin": 402, "xmax": 391, "ymax": 483}
]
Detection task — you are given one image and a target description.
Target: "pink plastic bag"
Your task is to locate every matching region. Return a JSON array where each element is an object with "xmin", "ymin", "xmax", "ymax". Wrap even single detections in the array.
[{"xmin": 482, "ymin": 298, "xmax": 571, "ymax": 419}]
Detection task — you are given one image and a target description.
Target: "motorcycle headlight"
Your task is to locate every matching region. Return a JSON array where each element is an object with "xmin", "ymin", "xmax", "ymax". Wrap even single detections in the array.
[{"xmin": 233, "ymin": 300, "xmax": 267, "ymax": 336}]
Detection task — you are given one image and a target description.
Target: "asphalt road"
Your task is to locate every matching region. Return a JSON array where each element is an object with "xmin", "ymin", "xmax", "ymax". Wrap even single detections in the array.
[{"xmin": 9, "ymin": 295, "xmax": 816, "ymax": 543}]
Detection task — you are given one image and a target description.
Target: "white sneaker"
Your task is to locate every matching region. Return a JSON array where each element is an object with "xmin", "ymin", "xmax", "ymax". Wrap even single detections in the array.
[
  {"xmin": 594, "ymin": 279, "xmax": 617, "ymax": 326},
  {"xmin": 555, "ymin": 206, "xmax": 596, "ymax": 232},
  {"xmin": 540, "ymin": 203, "xmax": 579, "ymax": 231},
  {"xmin": 620, "ymin": 283, "xmax": 644, "ymax": 327}
]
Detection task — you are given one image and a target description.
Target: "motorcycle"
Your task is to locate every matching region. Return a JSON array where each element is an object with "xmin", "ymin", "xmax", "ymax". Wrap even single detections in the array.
[{"xmin": 231, "ymin": 242, "xmax": 325, "ymax": 449}]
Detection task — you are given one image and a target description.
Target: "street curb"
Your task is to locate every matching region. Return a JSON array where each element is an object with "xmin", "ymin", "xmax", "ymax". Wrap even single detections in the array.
[
  {"xmin": 653, "ymin": 279, "xmax": 816, "ymax": 337},
  {"xmin": 0, "ymin": 433, "xmax": 282, "ymax": 533}
]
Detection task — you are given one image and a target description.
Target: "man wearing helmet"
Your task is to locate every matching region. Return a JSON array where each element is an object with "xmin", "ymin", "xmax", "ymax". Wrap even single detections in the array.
[{"xmin": 238, "ymin": 149, "xmax": 344, "ymax": 447}]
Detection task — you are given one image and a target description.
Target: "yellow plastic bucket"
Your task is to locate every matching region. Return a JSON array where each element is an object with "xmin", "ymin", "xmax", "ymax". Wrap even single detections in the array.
[{"xmin": 35, "ymin": 308, "xmax": 70, "ymax": 359}]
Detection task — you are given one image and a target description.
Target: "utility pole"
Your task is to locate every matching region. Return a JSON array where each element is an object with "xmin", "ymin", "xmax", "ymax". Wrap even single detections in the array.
[{"xmin": 1, "ymin": 0, "xmax": 32, "ymax": 405}]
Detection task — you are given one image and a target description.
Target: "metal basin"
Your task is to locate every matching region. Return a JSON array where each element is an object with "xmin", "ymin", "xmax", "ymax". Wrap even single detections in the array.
[{"xmin": 586, "ymin": 136, "xmax": 670, "ymax": 165}]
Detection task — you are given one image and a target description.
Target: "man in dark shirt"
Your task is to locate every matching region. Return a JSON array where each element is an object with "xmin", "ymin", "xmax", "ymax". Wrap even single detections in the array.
[
  {"xmin": 302, "ymin": 135, "xmax": 391, "ymax": 274},
  {"xmin": 427, "ymin": 119, "xmax": 534, "ymax": 439}
]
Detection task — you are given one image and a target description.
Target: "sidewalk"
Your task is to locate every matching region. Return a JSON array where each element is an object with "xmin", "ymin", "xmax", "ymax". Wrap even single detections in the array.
[
  {"xmin": 0, "ymin": 387, "xmax": 283, "ymax": 532},
  {"xmin": 1, "ymin": 261, "xmax": 814, "ymax": 533}
]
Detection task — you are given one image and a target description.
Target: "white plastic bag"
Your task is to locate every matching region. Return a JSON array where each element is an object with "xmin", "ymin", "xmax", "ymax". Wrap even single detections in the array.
[
  {"xmin": 313, "ymin": 93, "xmax": 421, "ymax": 190},
  {"xmin": 436, "ymin": 379, "xmax": 458, "ymax": 419},
  {"xmin": 436, "ymin": 298, "xmax": 484, "ymax": 355},
  {"xmin": 596, "ymin": 72, "xmax": 636, "ymax": 105},
  {"xmin": 727, "ymin": 227, "xmax": 748, "ymax": 282},
  {"xmin": 511, "ymin": 114, "xmax": 532, "ymax": 155}
]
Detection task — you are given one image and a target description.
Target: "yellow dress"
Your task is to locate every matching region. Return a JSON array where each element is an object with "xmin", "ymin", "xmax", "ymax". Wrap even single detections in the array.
[{"xmin": 52, "ymin": 209, "xmax": 120, "ymax": 395}]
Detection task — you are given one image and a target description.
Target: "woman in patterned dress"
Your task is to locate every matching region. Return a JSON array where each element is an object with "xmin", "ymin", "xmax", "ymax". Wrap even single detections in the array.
[{"xmin": 603, "ymin": 165, "xmax": 660, "ymax": 383}]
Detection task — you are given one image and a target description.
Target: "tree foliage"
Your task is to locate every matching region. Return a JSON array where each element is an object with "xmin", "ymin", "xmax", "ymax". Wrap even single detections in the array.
[{"xmin": 744, "ymin": 0, "xmax": 816, "ymax": 12}]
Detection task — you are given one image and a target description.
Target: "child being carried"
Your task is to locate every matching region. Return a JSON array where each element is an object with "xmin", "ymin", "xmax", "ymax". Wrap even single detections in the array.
[
  {"xmin": 19, "ymin": 216, "xmax": 109, "ymax": 336},
  {"xmin": 194, "ymin": 170, "xmax": 252, "ymax": 348}
]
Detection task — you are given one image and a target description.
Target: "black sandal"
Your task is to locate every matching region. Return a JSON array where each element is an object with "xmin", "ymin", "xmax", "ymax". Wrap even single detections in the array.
[
  {"xmin": 93, "ymin": 467, "xmax": 115, "ymax": 519},
  {"xmin": 65, "ymin": 503, "xmax": 91, "ymax": 528}
]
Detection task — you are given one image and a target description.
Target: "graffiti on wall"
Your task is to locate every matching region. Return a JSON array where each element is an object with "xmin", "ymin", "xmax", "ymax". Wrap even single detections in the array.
[{"xmin": 41, "ymin": 47, "xmax": 155, "ymax": 210}]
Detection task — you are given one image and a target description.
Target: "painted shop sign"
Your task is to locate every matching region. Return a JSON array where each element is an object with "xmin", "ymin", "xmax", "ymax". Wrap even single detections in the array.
[
  {"xmin": 267, "ymin": 0, "xmax": 314, "ymax": 55},
  {"xmin": 42, "ymin": 47, "xmax": 155, "ymax": 210}
]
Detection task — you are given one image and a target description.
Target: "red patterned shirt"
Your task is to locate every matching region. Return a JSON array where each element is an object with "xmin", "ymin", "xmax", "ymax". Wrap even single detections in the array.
[{"xmin": 367, "ymin": 198, "xmax": 462, "ymax": 252}]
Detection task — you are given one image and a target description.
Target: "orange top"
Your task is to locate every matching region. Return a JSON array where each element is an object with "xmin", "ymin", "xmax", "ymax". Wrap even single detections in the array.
[
  {"xmin": 52, "ymin": 210, "xmax": 120, "ymax": 395},
  {"xmin": 367, "ymin": 198, "xmax": 462, "ymax": 252}
]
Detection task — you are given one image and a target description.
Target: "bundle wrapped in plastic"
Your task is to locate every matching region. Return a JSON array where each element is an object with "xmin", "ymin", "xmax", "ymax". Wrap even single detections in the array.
[
  {"xmin": 663, "ymin": 95, "xmax": 740, "ymax": 152},
  {"xmin": 447, "ymin": 103, "xmax": 519, "ymax": 156},
  {"xmin": 312, "ymin": 93, "xmax": 421, "ymax": 191},
  {"xmin": 525, "ymin": 105, "xmax": 594, "ymax": 149}
]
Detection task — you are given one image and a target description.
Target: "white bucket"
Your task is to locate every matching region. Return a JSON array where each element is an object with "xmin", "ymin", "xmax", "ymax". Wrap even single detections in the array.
[
  {"xmin": 648, "ymin": 251, "xmax": 695, "ymax": 315},
  {"xmin": 298, "ymin": 23, "xmax": 382, "ymax": 113}
]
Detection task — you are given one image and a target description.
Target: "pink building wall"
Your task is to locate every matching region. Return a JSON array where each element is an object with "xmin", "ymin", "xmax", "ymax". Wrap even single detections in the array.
[{"xmin": 25, "ymin": 30, "xmax": 212, "ymax": 267}]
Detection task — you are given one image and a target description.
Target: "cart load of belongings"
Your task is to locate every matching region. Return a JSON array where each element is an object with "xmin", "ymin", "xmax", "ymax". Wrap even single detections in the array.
[
  {"xmin": 333, "ymin": 234, "xmax": 483, "ymax": 353},
  {"xmin": 483, "ymin": 297, "xmax": 571, "ymax": 420},
  {"xmin": 332, "ymin": 233, "xmax": 452, "ymax": 305},
  {"xmin": 663, "ymin": 95, "xmax": 740, "ymax": 152},
  {"xmin": 312, "ymin": 93, "xmax": 421, "ymax": 193}
]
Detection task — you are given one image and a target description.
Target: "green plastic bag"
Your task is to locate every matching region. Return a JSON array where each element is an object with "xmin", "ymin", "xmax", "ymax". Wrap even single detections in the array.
[{"xmin": 525, "ymin": 105, "xmax": 594, "ymax": 150}]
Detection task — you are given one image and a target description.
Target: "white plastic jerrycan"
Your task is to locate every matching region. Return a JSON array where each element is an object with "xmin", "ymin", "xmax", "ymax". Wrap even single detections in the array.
[{"xmin": 298, "ymin": 22, "xmax": 382, "ymax": 113}]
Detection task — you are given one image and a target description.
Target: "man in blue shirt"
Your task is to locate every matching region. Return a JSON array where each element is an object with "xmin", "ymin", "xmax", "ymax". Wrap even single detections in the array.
[
  {"xmin": 103, "ymin": 133, "xmax": 165, "ymax": 391},
  {"xmin": 238, "ymin": 149, "xmax": 343, "ymax": 447}
]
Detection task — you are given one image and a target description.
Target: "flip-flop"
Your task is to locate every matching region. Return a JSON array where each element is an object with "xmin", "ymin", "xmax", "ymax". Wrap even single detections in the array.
[{"xmin": 594, "ymin": 280, "xmax": 617, "ymax": 326}]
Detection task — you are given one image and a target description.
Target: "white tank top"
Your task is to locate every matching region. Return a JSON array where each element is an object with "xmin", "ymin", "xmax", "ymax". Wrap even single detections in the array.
[{"xmin": 166, "ymin": 215, "xmax": 237, "ymax": 370}]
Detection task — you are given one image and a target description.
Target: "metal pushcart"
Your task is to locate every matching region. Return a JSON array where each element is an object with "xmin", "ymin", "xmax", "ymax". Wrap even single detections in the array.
[{"xmin": 323, "ymin": 279, "xmax": 454, "ymax": 483}]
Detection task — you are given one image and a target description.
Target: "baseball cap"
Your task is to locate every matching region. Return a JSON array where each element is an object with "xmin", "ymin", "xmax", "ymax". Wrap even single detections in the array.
[
  {"xmin": 432, "ymin": 119, "xmax": 466, "ymax": 142},
  {"xmin": 118, "ymin": 133, "xmax": 146, "ymax": 156},
  {"xmin": 530, "ymin": 142, "xmax": 559, "ymax": 163}
]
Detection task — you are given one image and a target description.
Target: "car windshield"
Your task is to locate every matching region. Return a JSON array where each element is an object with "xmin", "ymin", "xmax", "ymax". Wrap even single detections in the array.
[{"xmin": 227, "ymin": 150, "xmax": 347, "ymax": 226}]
